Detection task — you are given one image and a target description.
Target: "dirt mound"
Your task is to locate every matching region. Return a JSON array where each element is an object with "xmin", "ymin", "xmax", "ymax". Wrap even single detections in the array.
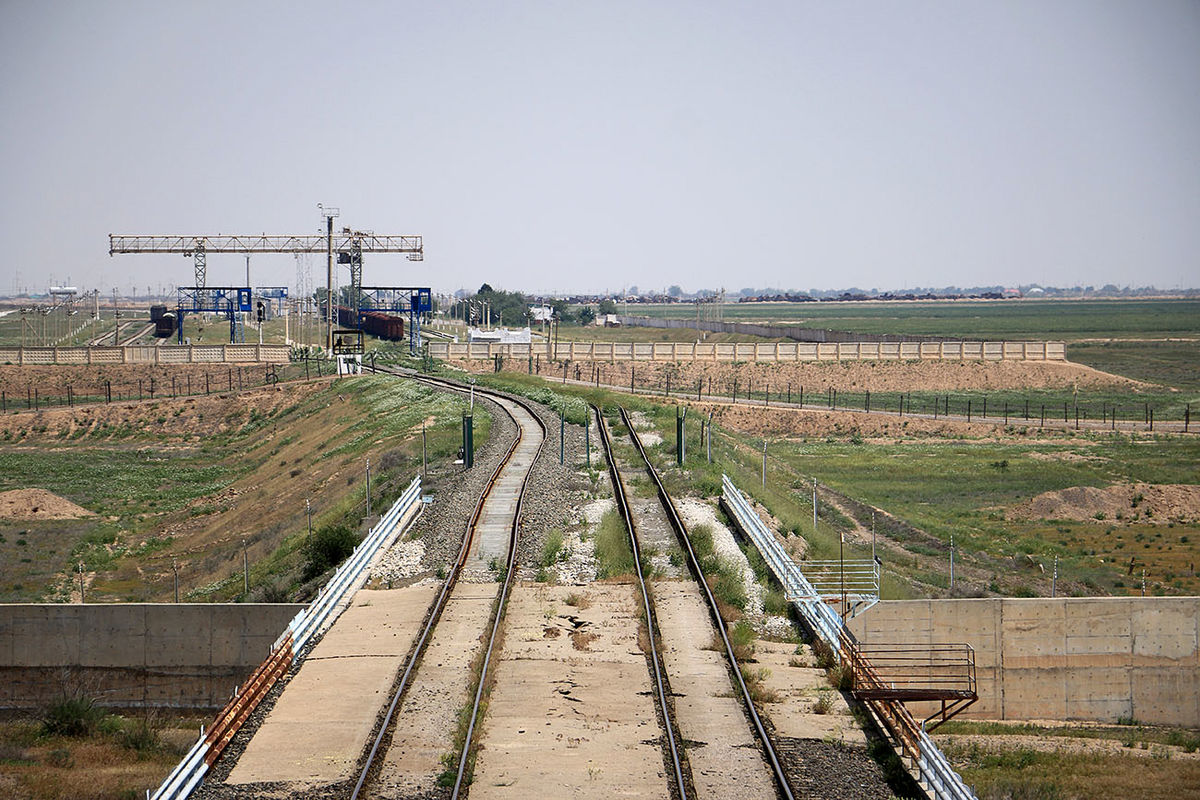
[
  {"xmin": 1009, "ymin": 483, "xmax": 1200, "ymax": 525},
  {"xmin": 0, "ymin": 488, "xmax": 95, "ymax": 520},
  {"xmin": 461, "ymin": 355, "xmax": 1151, "ymax": 393}
]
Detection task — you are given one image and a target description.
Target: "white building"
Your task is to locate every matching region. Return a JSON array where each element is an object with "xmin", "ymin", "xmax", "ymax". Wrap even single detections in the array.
[{"xmin": 468, "ymin": 326, "xmax": 532, "ymax": 344}]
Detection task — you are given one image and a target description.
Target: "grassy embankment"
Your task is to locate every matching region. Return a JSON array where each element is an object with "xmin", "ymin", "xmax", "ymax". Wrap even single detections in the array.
[{"xmin": 0, "ymin": 374, "xmax": 481, "ymax": 602}]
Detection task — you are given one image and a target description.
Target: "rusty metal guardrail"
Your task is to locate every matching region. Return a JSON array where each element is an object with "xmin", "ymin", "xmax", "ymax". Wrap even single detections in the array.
[
  {"xmin": 149, "ymin": 476, "xmax": 422, "ymax": 800},
  {"xmin": 721, "ymin": 475, "xmax": 977, "ymax": 800}
]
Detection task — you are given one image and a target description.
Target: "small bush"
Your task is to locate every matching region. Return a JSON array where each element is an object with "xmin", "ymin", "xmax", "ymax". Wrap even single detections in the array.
[
  {"xmin": 120, "ymin": 717, "xmax": 161, "ymax": 753},
  {"xmin": 303, "ymin": 524, "xmax": 361, "ymax": 580},
  {"xmin": 813, "ymin": 689, "xmax": 835, "ymax": 714},
  {"xmin": 540, "ymin": 530, "xmax": 565, "ymax": 567},
  {"xmin": 728, "ymin": 620, "xmax": 756, "ymax": 661},
  {"xmin": 40, "ymin": 693, "xmax": 108, "ymax": 737}
]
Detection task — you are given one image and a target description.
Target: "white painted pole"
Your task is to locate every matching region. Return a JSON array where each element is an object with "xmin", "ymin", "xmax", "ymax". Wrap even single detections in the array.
[{"xmin": 812, "ymin": 480, "xmax": 818, "ymax": 531}]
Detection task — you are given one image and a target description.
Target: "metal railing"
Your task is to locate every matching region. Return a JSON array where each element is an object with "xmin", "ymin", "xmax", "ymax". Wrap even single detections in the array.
[
  {"xmin": 797, "ymin": 558, "xmax": 881, "ymax": 617},
  {"xmin": 150, "ymin": 477, "xmax": 423, "ymax": 800},
  {"xmin": 720, "ymin": 475, "xmax": 976, "ymax": 800}
]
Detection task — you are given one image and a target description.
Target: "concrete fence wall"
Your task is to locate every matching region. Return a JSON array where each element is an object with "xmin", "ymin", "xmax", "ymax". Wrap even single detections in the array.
[
  {"xmin": 0, "ymin": 603, "xmax": 306, "ymax": 710},
  {"xmin": 0, "ymin": 344, "xmax": 292, "ymax": 365},
  {"xmin": 847, "ymin": 598, "xmax": 1200, "ymax": 727},
  {"xmin": 429, "ymin": 339, "xmax": 1066, "ymax": 363}
]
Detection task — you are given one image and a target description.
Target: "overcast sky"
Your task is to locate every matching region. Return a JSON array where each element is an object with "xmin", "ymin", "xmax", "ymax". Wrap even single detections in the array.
[{"xmin": 1, "ymin": 1, "xmax": 1197, "ymax": 297}]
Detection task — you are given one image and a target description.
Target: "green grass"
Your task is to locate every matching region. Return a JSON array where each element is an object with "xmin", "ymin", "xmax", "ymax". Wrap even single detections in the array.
[
  {"xmin": 628, "ymin": 299, "xmax": 1200, "ymax": 342},
  {"xmin": 0, "ymin": 372, "xmax": 480, "ymax": 602},
  {"xmin": 771, "ymin": 435, "xmax": 1200, "ymax": 595},
  {"xmin": 938, "ymin": 739, "xmax": 1200, "ymax": 800},
  {"xmin": 0, "ymin": 448, "xmax": 240, "ymax": 519},
  {"xmin": 1069, "ymin": 339, "xmax": 1200, "ymax": 391},
  {"xmin": 594, "ymin": 508, "xmax": 635, "ymax": 578}
]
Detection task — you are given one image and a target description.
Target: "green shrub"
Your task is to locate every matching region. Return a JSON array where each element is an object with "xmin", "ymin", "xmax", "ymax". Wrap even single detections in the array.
[
  {"xmin": 540, "ymin": 530, "xmax": 565, "ymax": 567},
  {"xmin": 40, "ymin": 693, "xmax": 108, "ymax": 737},
  {"xmin": 302, "ymin": 524, "xmax": 361, "ymax": 580},
  {"xmin": 595, "ymin": 509, "xmax": 634, "ymax": 578}
]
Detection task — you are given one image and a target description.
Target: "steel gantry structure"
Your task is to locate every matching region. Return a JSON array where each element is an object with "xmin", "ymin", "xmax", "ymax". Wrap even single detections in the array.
[{"xmin": 109, "ymin": 229, "xmax": 424, "ymax": 351}]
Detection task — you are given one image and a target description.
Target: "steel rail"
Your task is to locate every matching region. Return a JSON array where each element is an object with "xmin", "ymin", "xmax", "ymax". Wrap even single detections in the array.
[
  {"xmin": 351, "ymin": 368, "xmax": 545, "ymax": 799},
  {"xmin": 450, "ymin": 388, "xmax": 545, "ymax": 799},
  {"xmin": 593, "ymin": 405, "xmax": 690, "ymax": 800},
  {"xmin": 618, "ymin": 406, "xmax": 796, "ymax": 800}
]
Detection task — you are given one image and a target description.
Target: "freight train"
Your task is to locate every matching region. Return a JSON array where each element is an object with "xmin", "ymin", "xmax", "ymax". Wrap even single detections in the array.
[
  {"xmin": 335, "ymin": 306, "xmax": 405, "ymax": 340},
  {"xmin": 154, "ymin": 311, "xmax": 177, "ymax": 338}
]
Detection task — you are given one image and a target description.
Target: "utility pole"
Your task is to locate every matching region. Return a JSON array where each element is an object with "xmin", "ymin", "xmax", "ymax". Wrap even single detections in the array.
[
  {"xmin": 173, "ymin": 560, "xmax": 180, "ymax": 603},
  {"xmin": 243, "ymin": 540, "xmax": 249, "ymax": 595},
  {"xmin": 306, "ymin": 498, "xmax": 313, "ymax": 546},
  {"xmin": 812, "ymin": 480, "xmax": 818, "ymax": 531},
  {"xmin": 949, "ymin": 533, "xmax": 955, "ymax": 592},
  {"xmin": 366, "ymin": 458, "xmax": 372, "ymax": 515},
  {"xmin": 318, "ymin": 204, "xmax": 339, "ymax": 353}
]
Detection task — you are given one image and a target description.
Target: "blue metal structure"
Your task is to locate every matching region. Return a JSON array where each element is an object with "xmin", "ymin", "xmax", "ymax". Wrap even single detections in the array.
[
  {"xmin": 357, "ymin": 286, "xmax": 432, "ymax": 353},
  {"xmin": 175, "ymin": 286, "xmax": 252, "ymax": 344}
]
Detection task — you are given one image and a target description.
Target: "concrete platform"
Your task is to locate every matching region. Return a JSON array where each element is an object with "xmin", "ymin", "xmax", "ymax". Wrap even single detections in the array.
[
  {"xmin": 225, "ymin": 585, "xmax": 438, "ymax": 786},
  {"xmin": 470, "ymin": 583, "xmax": 671, "ymax": 799}
]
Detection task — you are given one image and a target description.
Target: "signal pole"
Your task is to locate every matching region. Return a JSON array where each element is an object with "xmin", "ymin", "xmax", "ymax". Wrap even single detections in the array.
[{"xmin": 320, "ymin": 204, "xmax": 339, "ymax": 353}]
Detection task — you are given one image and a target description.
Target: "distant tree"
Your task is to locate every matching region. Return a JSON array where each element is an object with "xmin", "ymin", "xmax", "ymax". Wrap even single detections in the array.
[
  {"xmin": 598, "ymin": 299, "xmax": 618, "ymax": 315},
  {"xmin": 578, "ymin": 306, "xmax": 596, "ymax": 325},
  {"xmin": 668, "ymin": 285, "xmax": 683, "ymax": 297},
  {"xmin": 470, "ymin": 284, "xmax": 526, "ymax": 326},
  {"xmin": 627, "ymin": 285, "xmax": 639, "ymax": 296},
  {"xmin": 550, "ymin": 297, "xmax": 574, "ymax": 324}
]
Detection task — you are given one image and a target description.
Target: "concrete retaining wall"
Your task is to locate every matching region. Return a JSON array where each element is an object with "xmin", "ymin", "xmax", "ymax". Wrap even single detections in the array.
[
  {"xmin": 0, "ymin": 603, "xmax": 306, "ymax": 710},
  {"xmin": 429, "ymin": 339, "xmax": 1066, "ymax": 363},
  {"xmin": 847, "ymin": 598, "xmax": 1200, "ymax": 727},
  {"xmin": 0, "ymin": 344, "xmax": 292, "ymax": 365}
]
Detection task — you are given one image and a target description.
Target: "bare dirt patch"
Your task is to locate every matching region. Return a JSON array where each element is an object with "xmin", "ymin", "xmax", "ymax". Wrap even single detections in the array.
[
  {"xmin": 0, "ymin": 489, "xmax": 95, "ymax": 520},
  {"xmin": 1009, "ymin": 483, "xmax": 1200, "ymax": 525},
  {"xmin": 465, "ymin": 355, "xmax": 1149, "ymax": 393},
  {"xmin": 700, "ymin": 401, "xmax": 996, "ymax": 440}
]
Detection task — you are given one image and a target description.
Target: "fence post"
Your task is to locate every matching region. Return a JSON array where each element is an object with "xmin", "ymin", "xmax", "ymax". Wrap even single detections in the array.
[{"xmin": 865, "ymin": 390, "xmax": 870, "ymax": 413}]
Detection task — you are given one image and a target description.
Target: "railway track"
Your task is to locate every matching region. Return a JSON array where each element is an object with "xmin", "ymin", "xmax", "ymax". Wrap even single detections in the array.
[
  {"xmin": 594, "ymin": 405, "xmax": 690, "ymax": 799},
  {"xmin": 87, "ymin": 319, "xmax": 152, "ymax": 345},
  {"xmin": 198, "ymin": 372, "xmax": 843, "ymax": 799},
  {"xmin": 607, "ymin": 405, "xmax": 796, "ymax": 800},
  {"xmin": 352, "ymin": 371, "xmax": 546, "ymax": 799}
]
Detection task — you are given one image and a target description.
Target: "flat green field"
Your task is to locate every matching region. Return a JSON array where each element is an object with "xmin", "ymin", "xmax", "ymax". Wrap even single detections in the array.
[{"xmin": 628, "ymin": 298, "xmax": 1200, "ymax": 341}]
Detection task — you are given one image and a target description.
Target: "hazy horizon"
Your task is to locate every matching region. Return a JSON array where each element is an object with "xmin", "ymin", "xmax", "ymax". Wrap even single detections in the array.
[{"xmin": 2, "ymin": 2, "xmax": 1197, "ymax": 297}]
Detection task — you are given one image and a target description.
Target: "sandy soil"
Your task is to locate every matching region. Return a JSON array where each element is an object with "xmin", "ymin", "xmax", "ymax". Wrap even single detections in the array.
[
  {"xmin": 0, "ymin": 379, "xmax": 330, "ymax": 441},
  {"xmin": 1009, "ymin": 483, "xmax": 1200, "ymax": 525},
  {"xmin": 0, "ymin": 488, "xmax": 95, "ymax": 520},
  {"xmin": 699, "ymin": 401, "xmax": 1001, "ymax": 440},
  {"xmin": 465, "ymin": 356, "xmax": 1151, "ymax": 393}
]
